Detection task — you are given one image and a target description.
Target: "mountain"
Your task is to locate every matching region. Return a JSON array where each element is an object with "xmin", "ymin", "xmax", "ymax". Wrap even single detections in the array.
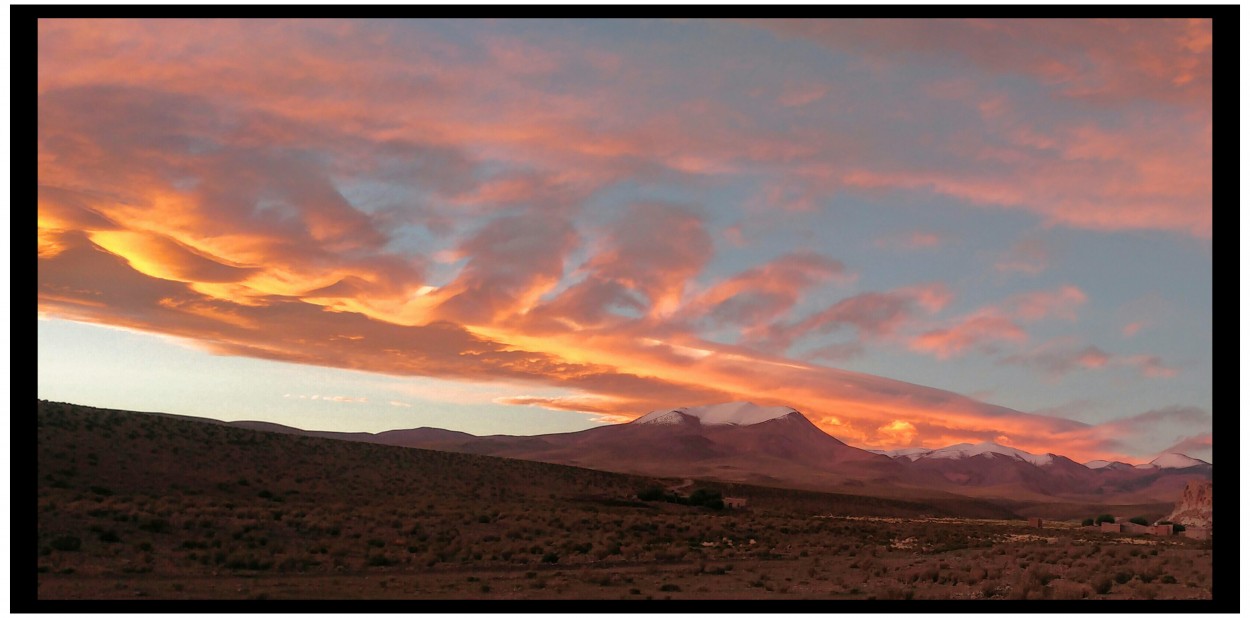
[
  {"xmin": 912, "ymin": 441, "xmax": 1054, "ymax": 466},
  {"xmin": 867, "ymin": 447, "xmax": 932, "ymax": 459},
  {"xmin": 126, "ymin": 400, "xmax": 1212, "ymax": 507},
  {"xmin": 884, "ymin": 443, "xmax": 1098, "ymax": 498},
  {"xmin": 1083, "ymin": 459, "xmax": 1135, "ymax": 470},
  {"xmin": 632, "ymin": 402, "xmax": 799, "ymax": 426},
  {"xmin": 1135, "ymin": 453, "xmax": 1211, "ymax": 470},
  {"xmin": 875, "ymin": 441, "xmax": 1212, "ymax": 502},
  {"xmin": 433, "ymin": 402, "xmax": 904, "ymax": 493},
  {"xmin": 206, "ymin": 401, "xmax": 923, "ymax": 497}
]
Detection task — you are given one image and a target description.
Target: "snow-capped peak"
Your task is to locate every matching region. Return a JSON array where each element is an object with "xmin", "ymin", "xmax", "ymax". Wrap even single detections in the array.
[
  {"xmin": 632, "ymin": 410, "xmax": 690, "ymax": 425},
  {"xmin": 1084, "ymin": 460, "xmax": 1114, "ymax": 469},
  {"xmin": 633, "ymin": 402, "xmax": 798, "ymax": 427},
  {"xmin": 868, "ymin": 447, "xmax": 933, "ymax": 460},
  {"xmin": 919, "ymin": 441, "xmax": 1053, "ymax": 466},
  {"xmin": 1145, "ymin": 452, "xmax": 1209, "ymax": 469}
]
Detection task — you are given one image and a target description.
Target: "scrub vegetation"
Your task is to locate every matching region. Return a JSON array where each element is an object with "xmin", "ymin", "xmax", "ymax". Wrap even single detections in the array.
[{"xmin": 36, "ymin": 401, "xmax": 1212, "ymax": 600}]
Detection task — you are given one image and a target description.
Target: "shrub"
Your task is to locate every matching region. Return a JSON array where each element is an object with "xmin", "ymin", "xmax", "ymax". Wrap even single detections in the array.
[
  {"xmin": 687, "ymin": 488, "xmax": 724, "ymax": 510},
  {"xmin": 367, "ymin": 554, "xmax": 396, "ymax": 567},
  {"xmin": 1051, "ymin": 580, "xmax": 1090, "ymax": 600},
  {"xmin": 542, "ymin": 552, "xmax": 559, "ymax": 564},
  {"xmin": 50, "ymin": 536, "xmax": 82, "ymax": 551},
  {"xmin": 660, "ymin": 583, "xmax": 681, "ymax": 592},
  {"xmin": 1095, "ymin": 514, "xmax": 1115, "ymax": 525},
  {"xmin": 1081, "ymin": 518, "xmax": 1094, "ymax": 527},
  {"xmin": 1129, "ymin": 516, "xmax": 1149, "ymax": 526},
  {"xmin": 1092, "ymin": 576, "xmax": 1113, "ymax": 594},
  {"xmin": 139, "ymin": 518, "xmax": 172, "ymax": 533},
  {"xmin": 637, "ymin": 487, "xmax": 666, "ymax": 501}
]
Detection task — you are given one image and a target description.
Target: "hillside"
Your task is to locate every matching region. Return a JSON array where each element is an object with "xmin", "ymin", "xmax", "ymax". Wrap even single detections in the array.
[
  {"xmin": 34, "ymin": 400, "xmax": 1215, "ymax": 601},
  {"xmin": 36, "ymin": 400, "xmax": 1016, "ymax": 575}
]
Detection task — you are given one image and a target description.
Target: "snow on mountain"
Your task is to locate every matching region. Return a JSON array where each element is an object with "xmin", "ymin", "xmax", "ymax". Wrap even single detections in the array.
[
  {"xmin": 633, "ymin": 401, "xmax": 798, "ymax": 427},
  {"xmin": 632, "ymin": 410, "xmax": 690, "ymax": 425},
  {"xmin": 1145, "ymin": 452, "xmax": 1209, "ymax": 469},
  {"xmin": 1085, "ymin": 460, "xmax": 1137, "ymax": 470},
  {"xmin": 918, "ymin": 442, "xmax": 1054, "ymax": 466}
]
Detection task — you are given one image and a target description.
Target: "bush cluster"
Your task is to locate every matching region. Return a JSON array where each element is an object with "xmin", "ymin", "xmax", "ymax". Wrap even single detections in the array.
[{"xmin": 636, "ymin": 486, "xmax": 724, "ymax": 510}]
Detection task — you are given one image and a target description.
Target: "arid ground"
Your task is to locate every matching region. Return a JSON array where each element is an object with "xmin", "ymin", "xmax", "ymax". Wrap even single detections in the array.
[{"xmin": 36, "ymin": 401, "xmax": 1212, "ymax": 600}]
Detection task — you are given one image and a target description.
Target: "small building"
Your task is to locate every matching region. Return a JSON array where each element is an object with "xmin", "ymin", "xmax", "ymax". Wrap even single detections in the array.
[
  {"xmin": 1026, "ymin": 517, "xmax": 1043, "ymax": 528},
  {"xmin": 1121, "ymin": 522, "xmax": 1151, "ymax": 535},
  {"xmin": 1100, "ymin": 522, "xmax": 1122, "ymax": 533},
  {"xmin": 1183, "ymin": 527, "xmax": 1210, "ymax": 540},
  {"xmin": 1149, "ymin": 524, "xmax": 1174, "ymax": 536},
  {"xmin": 723, "ymin": 497, "xmax": 748, "ymax": 509}
]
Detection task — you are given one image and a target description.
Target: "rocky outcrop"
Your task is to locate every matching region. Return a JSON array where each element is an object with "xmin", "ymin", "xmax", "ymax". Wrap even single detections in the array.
[{"xmin": 1165, "ymin": 480, "xmax": 1212, "ymax": 528}]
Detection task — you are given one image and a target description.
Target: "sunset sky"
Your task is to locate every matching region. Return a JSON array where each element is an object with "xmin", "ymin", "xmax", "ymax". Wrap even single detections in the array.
[{"xmin": 36, "ymin": 18, "xmax": 1213, "ymax": 464}]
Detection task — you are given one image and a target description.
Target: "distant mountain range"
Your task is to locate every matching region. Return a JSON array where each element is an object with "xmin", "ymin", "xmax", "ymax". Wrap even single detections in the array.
[
  {"xmin": 870, "ymin": 442, "xmax": 1211, "ymax": 471},
  {"xmin": 207, "ymin": 401, "xmax": 1210, "ymax": 506}
]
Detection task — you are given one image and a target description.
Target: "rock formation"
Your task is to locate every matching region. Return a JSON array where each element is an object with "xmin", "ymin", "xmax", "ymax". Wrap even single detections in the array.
[{"xmin": 1165, "ymin": 480, "xmax": 1212, "ymax": 528}]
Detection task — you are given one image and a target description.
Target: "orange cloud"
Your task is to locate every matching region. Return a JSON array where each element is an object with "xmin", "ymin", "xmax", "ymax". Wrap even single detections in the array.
[
  {"xmin": 42, "ymin": 224, "xmax": 1184, "ymax": 462},
  {"xmin": 35, "ymin": 19, "xmax": 1204, "ymax": 465},
  {"xmin": 877, "ymin": 420, "xmax": 919, "ymax": 445}
]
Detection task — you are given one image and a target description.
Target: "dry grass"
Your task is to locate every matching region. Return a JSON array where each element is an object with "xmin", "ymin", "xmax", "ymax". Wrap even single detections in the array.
[{"xmin": 36, "ymin": 401, "xmax": 1213, "ymax": 600}]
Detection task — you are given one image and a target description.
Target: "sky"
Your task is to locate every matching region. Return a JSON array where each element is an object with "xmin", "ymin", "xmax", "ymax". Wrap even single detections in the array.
[{"xmin": 35, "ymin": 18, "xmax": 1213, "ymax": 464}]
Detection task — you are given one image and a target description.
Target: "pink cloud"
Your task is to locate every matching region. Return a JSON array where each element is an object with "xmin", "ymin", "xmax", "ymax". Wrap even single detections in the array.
[
  {"xmin": 905, "ymin": 285, "xmax": 1085, "ymax": 360},
  {"xmin": 35, "ymin": 19, "xmax": 1206, "ymax": 465},
  {"xmin": 432, "ymin": 212, "xmax": 580, "ymax": 324},
  {"xmin": 684, "ymin": 250, "xmax": 850, "ymax": 336},
  {"xmin": 750, "ymin": 19, "xmax": 1211, "ymax": 109},
  {"xmin": 909, "ymin": 311, "xmax": 1029, "ymax": 359},
  {"xmin": 757, "ymin": 282, "xmax": 952, "ymax": 353},
  {"xmin": 1160, "ymin": 432, "xmax": 1212, "ymax": 459},
  {"xmin": 41, "ymin": 223, "xmax": 1190, "ymax": 463},
  {"xmin": 582, "ymin": 202, "xmax": 713, "ymax": 318},
  {"xmin": 38, "ymin": 19, "xmax": 1212, "ymax": 242}
]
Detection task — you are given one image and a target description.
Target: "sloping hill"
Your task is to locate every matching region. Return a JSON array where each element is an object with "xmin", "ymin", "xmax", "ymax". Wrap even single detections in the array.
[{"xmin": 37, "ymin": 398, "xmax": 1026, "ymax": 587}]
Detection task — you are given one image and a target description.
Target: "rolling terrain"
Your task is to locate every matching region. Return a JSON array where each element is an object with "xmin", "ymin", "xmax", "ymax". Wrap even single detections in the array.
[
  {"xmin": 156, "ymin": 401, "xmax": 1210, "ymax": 513},
  {"xmin": 34, "ymin": 400, "xmax": 1213, "ymax": 601}
]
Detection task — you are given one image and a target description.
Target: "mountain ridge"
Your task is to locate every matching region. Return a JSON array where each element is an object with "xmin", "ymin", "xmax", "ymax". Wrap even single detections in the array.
[{"xmin": 48, "ymin": 399, "xmax": 1209, "ymax": 507}]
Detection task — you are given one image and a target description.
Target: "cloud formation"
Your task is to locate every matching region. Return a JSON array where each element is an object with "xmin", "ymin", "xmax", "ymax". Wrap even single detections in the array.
[{"xmin": 36, "ymin": 19, "xmax": 1210, "ymax": 464}]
